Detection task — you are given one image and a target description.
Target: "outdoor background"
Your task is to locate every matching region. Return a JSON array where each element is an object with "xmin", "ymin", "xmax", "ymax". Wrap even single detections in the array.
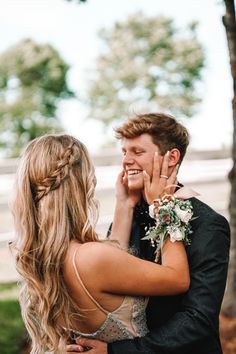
[{"xmin": 0, "ymin": 0, "xmax": 234, "ymax": 353}]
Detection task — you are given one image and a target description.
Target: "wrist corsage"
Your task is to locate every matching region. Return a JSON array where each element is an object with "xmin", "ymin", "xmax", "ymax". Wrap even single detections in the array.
[{"xmin": 142, "ymin": 187, "xmax": 198, "ymax": 262}]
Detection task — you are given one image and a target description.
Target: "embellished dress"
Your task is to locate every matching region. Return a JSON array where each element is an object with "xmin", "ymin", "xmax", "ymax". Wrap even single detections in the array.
[{"xmin": 69, "ymin": 249, "xmax": 149, "ymax": 343}]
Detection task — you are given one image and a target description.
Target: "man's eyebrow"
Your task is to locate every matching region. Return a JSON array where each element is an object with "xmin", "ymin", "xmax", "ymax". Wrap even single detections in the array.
[
  {"xmin": 132, "ymin": 146, "xmax": 145, "ymax": 151},
  {"xmin": 121, "ymin": 145, "xmax": 146, "ymax": 151},
  {"xmin": 122, "ymin": 146, "xmax": 145, "ymax": 151}
]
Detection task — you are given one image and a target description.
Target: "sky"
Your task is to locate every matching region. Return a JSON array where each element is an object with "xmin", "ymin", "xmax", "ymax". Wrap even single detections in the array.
[{"xmin": 0, "ymin": 0, "xmax": 232, "ymax": 152}]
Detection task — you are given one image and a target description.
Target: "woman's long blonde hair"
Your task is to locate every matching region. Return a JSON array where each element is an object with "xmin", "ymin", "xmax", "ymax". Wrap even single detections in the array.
[{"xmin": 12, "ymin": 134, "xmax": 99, "ymax": 353}]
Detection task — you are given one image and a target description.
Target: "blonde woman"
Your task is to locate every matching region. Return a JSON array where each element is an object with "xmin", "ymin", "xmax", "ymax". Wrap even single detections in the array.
[{"xmin": 12, "ymin": 134, "xmax": 189, "ymax": 354}]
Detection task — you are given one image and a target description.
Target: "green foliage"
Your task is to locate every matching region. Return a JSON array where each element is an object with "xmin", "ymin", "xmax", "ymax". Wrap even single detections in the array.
[
  {"xmin": 87, "ymin": 12, "xmax": 205, "ymax": 127},
  {"xmin": 0, "ymin": 39, "xmax": 74, "ymax": 157},
  {"xmin": 0, "ymin": 284, "xmax": 27, "ymax": 354}
]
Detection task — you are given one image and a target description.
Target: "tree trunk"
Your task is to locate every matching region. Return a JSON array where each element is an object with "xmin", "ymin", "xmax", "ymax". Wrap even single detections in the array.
[{"xmin": 222, "ymin": 0, "xmax": 236, "ymax": 316}]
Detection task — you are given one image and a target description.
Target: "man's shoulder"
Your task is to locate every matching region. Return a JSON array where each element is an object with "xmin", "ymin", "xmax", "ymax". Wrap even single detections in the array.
[
  {"xmin": 191, "ymin": 197, "xmax": 229, "ymax": 226},
  {"xmin": 190, "ymin": 197, "xmax": 230, "ymax": 247}
]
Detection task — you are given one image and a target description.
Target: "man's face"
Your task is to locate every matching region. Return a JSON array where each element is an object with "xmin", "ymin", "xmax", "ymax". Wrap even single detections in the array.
[{"xmin": 121, "ymin": 133, "xmax": 161, "ymax": 191}]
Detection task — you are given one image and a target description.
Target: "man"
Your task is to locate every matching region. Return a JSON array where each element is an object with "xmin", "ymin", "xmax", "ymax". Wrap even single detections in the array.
[{"xmin": 67, "ymin": 113, "xmax": 230, "ymax": 354}]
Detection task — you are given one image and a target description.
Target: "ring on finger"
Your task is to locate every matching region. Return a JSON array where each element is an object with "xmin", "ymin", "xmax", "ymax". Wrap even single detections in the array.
[{"xmin": 160, "ymin": 174, "xmax": 168, "ymax": 179}]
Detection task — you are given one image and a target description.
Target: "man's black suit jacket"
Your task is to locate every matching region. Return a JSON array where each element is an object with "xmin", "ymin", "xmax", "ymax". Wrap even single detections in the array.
[{"xmin": 108, "ymin": 197, "xmax": 230, "ymax": 354}]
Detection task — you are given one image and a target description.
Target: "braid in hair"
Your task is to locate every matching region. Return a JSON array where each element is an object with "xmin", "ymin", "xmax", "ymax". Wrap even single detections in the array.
[{"xmin": 35, "ymin": 142, "xmax": 76, "ymax": 202}]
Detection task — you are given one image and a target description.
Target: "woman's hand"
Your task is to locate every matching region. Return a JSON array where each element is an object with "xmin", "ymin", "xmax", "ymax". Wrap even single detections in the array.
[
  {"xmin": 109, "ymin": 171, "xmax": 140, "ymax": 248},
  {"xmin": 143, "ymin": 151, "xmax": 179, "ymax": 205},
  {"xmin": 115, "ymin": 170, "xmax": 141, "ymax": 209}
]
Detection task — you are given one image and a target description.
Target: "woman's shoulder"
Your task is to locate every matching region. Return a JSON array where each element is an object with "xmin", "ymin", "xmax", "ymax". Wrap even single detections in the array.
[
  {"xmin": 70, "ymin": 241, "xmax": 131, "ymax": 292},
  {"xmin": 74, "ymin": 241, "xmax": 125, "ymax": 268},
  {"xmin": 79, "ymin": 240, "xmax": 121, "ymax": 252}
]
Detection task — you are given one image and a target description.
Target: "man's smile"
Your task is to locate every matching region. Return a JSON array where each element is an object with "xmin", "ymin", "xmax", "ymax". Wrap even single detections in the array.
[{"xmin": 126, "ymin": 169, "xmax": 143, "ymax": 176}]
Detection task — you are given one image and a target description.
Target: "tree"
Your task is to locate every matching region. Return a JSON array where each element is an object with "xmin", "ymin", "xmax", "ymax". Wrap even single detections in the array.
[
  {"xmin": 222, "ymin": 0, "xmax": 236, "ymax": 317},
  {"xmin": 0, "ymin": 39, "xmax": 74, "ymax": 157},
  {"xmin": 86, "ymin": 12, "xmax": 205, "ymax": 128}
]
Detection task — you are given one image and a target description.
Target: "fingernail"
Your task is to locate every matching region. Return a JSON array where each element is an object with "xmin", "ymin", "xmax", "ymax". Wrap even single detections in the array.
[
  {"xmin": 155, "ymin": 151, "xmax": 158, "ymax": 156},
  {"xmin": 166, "ymin": 151, "xmax": 170, "ymax": 156}
]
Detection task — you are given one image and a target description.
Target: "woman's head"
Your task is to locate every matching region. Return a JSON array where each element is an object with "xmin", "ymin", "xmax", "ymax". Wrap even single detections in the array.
[
  {"xmin": 12, "ymin": 134, "xmax": 99, "ymax": 353},
  {"xmin": 15, "ymin": 133, "xmax": 98, "ymax": 244}
]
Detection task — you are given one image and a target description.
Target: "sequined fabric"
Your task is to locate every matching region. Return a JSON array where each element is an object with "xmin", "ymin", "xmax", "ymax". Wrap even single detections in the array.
[
  {"xmin": 70, "ymin": 296, "xmax": 148, "ymax": 343},
  {"xmin": 69, "ymin": 241, "xmax": 149, "ymax": 343},
  {"xmin": 131, "ymin": 297, "xmax": 149, "ymax": 337}
]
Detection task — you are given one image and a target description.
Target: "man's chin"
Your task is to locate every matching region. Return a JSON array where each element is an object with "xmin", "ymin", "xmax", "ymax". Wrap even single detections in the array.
[{"xmin": 127, "ymin": 180, "xmax": 144, "ymax": 191}]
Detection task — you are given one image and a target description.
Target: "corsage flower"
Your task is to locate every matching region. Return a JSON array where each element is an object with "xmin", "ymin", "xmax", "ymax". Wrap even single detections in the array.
[{"xmin": 142, "ymin": 187, "xmax": 199, "ymax": 262}]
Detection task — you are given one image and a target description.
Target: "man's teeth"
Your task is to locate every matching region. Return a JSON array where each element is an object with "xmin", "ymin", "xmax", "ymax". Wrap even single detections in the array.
[{"xmin": 127, "ymin": 170, "xmax": 142, "ymax": 176}]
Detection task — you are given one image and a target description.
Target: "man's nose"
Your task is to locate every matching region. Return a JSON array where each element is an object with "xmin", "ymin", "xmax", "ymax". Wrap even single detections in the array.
[{"xmin": 123, "ymin": 153, "xmax": 134, "ymax": 165}]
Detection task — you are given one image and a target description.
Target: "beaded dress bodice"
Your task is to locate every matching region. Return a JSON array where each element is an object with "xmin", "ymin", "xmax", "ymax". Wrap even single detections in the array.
[{"xmin": 69, "ymin": 249, "xmax": 149, "ymax": 343}]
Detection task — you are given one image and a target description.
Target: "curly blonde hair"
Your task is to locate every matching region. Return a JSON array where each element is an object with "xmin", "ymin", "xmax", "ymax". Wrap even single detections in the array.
[{"xmin": 12, "ymin": 134, "xmax": 99, "ymax": 353}]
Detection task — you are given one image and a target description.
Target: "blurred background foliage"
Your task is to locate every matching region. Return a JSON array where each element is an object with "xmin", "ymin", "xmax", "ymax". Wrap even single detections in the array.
[
  {"xmin": 0, "ymin": 13, "xmax": 205, "ymax": 157},
  {"xmin": 0, "ymin": 283, "xmax": 27, "ymax": 354},
  {"xmin": 87, "ymin": 12, "xmax": 205, "ymax": 128},
  {"xmin": 0, "ymin": 39, "xmax": 74, "ymax": 157}
]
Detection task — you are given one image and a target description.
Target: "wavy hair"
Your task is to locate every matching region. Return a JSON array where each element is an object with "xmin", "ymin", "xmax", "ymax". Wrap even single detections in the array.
[
  {"xmin": 115, "ymin": 113, "xmax": 190, "ymax": 163},
  {"xmin": 11, "ymin": 134, "xmax": 99, "ymax": 353}
]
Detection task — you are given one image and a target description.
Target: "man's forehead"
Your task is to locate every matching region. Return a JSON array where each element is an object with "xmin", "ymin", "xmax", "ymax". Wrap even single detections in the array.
[{"xmin": 121, "ymin": 134, "xmax": 157, "ymax": 149}]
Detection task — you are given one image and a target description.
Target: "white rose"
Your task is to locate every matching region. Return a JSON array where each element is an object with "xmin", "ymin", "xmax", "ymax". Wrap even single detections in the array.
[
  {"xmin": 174, "ymin": 205, "xmax": 192, "ymax": 223},
  {"xmin": 149, "ymin": 204, "xmax": 155, "ymax": 219},
  {"xmin": 169, "ymin": 227, "xmax": 185, "ymax": 242}
]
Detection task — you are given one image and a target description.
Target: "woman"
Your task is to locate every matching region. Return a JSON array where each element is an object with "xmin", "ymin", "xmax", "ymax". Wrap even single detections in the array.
[{"xmin": 12, "ymin": 134, "xmax": 189, "ymax": 354}]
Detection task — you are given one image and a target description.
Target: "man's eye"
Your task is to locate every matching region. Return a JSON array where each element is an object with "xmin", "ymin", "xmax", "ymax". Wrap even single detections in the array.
[{"xmin": 135, "ymin": 151, "xmax": 143, "ymax": 155}]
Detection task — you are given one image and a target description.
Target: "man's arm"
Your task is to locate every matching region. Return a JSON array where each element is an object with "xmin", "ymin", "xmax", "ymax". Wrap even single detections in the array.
[{"xmin": 108, "ymin": 213, "xmax": 230, "ymax": 354}]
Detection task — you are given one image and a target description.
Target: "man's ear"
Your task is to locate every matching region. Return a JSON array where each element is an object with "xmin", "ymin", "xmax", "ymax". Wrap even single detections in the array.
[{"xmin": 168, "ymin": 148, "xmax": 181, "ymax": 167}]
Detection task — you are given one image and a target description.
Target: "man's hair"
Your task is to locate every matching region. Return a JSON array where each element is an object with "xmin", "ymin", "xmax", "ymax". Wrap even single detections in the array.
[{"xmin": 115, "ymin": 113, "xmax": 190, "ymax": 162}]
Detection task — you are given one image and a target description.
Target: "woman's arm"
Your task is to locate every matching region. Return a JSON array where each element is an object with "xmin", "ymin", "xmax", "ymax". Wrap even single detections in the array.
[
  {"xmin": 78, "ymin": 239, "xmax": 190, "ymax": 296},
  {"xmin": 108, "ymin": 171, "xmax": 140, "ymax": 249},
  {"xmin": 110, "ymin": 202, "xmax": 134, "ymax": 250}
]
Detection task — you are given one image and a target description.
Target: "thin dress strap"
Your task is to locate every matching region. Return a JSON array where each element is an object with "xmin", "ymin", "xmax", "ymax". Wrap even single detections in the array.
[{"xmin": 72, "ymin": 248, "xmax": 109, "ymax": 315}]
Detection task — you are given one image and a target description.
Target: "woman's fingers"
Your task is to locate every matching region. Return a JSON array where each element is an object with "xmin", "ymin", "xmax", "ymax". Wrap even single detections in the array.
[
  {"xmin": 116, "ymin": 170, "xmax": 128, "ymax": 189},
  {"xmin": 66, "ymin": 344, "xmax": 84, "ymax": 352},
  {"xmin": 115, "ymin": 170, "xmax": 124, "ymax": 185},
  {"xmin": 143, "ymin": 170, "xmax": 151, "ymax": 189},
  {"xmin": 145, "ymin": 151, "xmax": 180, "ymax": 203},
  {"xmin": 151, "ymin": 150, "xmax": 169, "ymax": 185},
  {"xmin": 156, "ymin": 151, "xmax": 169, "ymax": 192},
  {"xmin": 152, "ymin": 151, "xmax": 161, "ymax": 181},
  {"xmin": 160, "ymin": 151, "xmax": 169, "ymax": 179},
  {"xmin": 143, "ymin": 170, "xmax": 152, "ymax": 203},
  {"xmin": 122, "ymin": 172, "xmax": 128, "ymax": 187}
]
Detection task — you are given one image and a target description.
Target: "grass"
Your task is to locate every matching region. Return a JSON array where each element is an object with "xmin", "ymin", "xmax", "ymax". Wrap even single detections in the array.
[{"xmin": 0, "ymin": 282, "xmax": 28, "ymax": 354}]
